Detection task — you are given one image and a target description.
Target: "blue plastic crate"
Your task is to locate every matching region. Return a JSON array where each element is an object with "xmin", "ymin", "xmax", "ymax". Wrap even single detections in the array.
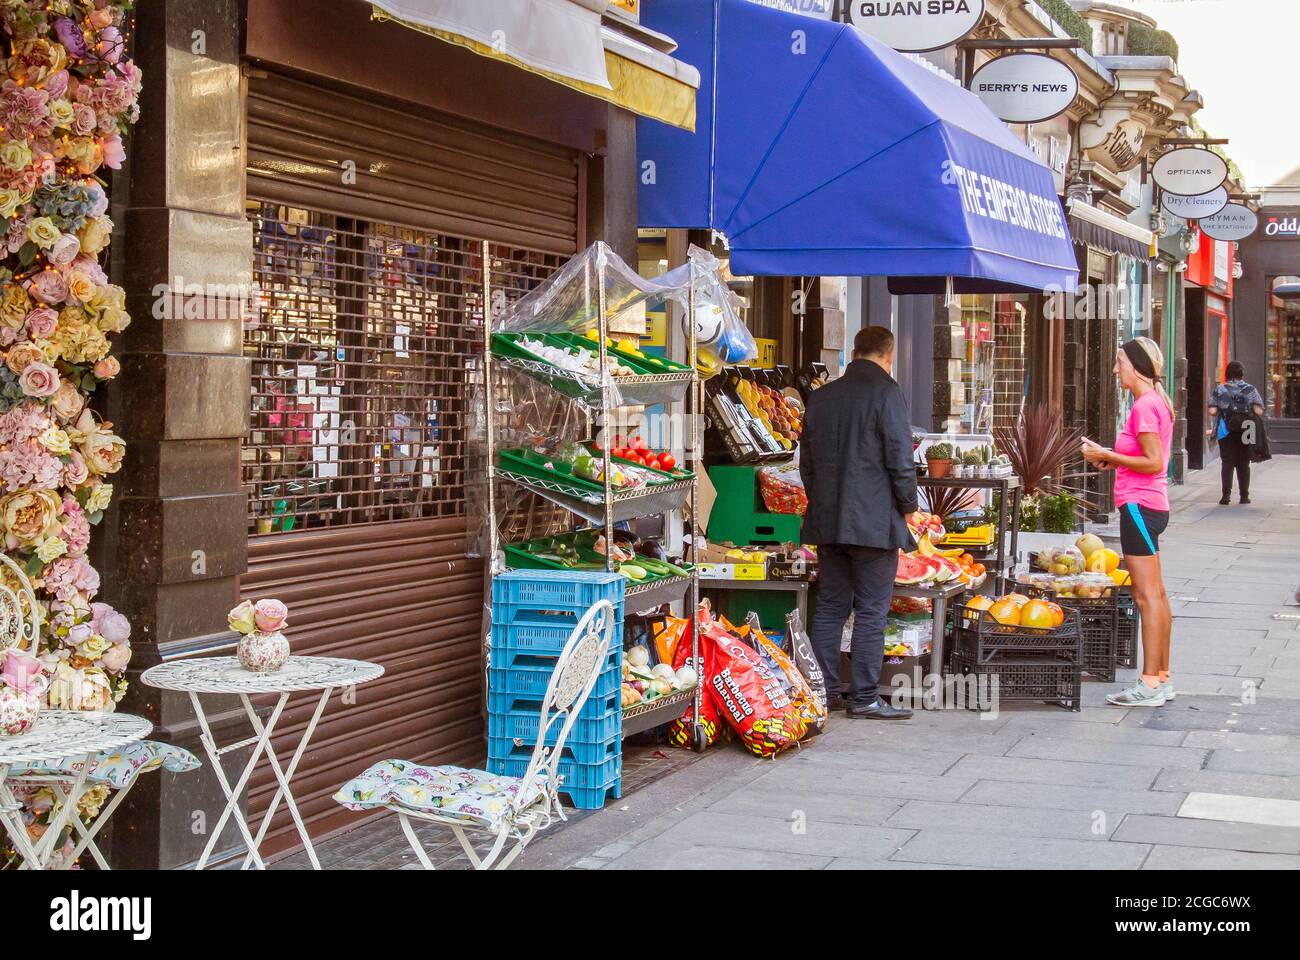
[
  {"xmin": 557, "ymin": 781, "xmax": 622, "ymax": 810},
  {"xmin": 489, "ymin": 631, "xmax": 624, "ymax": 670},
  {"xmin": 487, "ymin": 651, "xmax": 621, "ymax": 699},
  {"xmin": 493, "ymin": 598, "xmax": 625, "ymax": 633},
  {"xmin": 487, "ymin": 697, "xmax": 622, "ymax": 743},
  {"xmin": 488, "ymin": 732, "xmax": 619, "ymax": 766},
  {"xmin": 492, "ymin": 569, "xmax": 625, "ymax": 611},
  {"xmin": 488, "ymin": 752, "xmax": 620, "ymax": 791}
]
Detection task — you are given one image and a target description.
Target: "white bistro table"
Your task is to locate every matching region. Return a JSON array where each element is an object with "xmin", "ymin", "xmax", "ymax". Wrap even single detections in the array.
[
  {"xmin": 0, "ymin": 710, "xmax": 152, "ymax": 869},
  {"xmin": 140, "ymin": 655, "xmax": 383, "ymax": 870}
]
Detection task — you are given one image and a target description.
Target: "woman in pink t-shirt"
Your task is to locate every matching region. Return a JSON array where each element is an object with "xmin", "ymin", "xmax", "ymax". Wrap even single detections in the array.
[{"xmin": 1081, "ymin": 338, "xmax": 1175, "ymax": 708}]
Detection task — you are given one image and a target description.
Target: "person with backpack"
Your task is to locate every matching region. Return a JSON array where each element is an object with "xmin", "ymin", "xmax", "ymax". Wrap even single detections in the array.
[{"xmin": 1209, "ymin": 361, "xmax": 1265, "ymax": 505}]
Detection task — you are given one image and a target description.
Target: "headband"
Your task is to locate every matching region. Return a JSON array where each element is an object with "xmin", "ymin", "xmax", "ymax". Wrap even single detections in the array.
[{"xmin": 1121, "ymin": 340, "xmax": 1157, "ymax": 381}]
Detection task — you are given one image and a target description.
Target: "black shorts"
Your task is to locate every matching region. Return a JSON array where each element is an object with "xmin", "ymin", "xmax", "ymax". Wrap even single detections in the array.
[{"xmin": 1119, "ymin": 503, "xmax": 1170, "ymax": 557}]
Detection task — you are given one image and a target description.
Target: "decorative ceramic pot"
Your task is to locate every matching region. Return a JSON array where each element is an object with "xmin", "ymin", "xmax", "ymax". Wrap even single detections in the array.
[
  {"xmin": 0, "ymin": 683, "xmax": 42, "ymax": 737},
  {"xmin": 237, "ymin": 630, "xmax": 290, "ymax": 673},
  {"xmin": 927, "ymin": 458, "xmax": 952, "ymax": 479}
]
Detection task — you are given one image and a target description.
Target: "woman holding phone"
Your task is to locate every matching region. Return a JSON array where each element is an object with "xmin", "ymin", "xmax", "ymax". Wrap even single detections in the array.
[{"xmin": 1081, "ymin": 338, "xmax": 1175, "ymax": 707}]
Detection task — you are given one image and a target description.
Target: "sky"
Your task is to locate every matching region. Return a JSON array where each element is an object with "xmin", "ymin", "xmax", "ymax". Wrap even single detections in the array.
[{"xmin": 1117, "ymin": 0, "xmax": 1300, "ymax": 188}]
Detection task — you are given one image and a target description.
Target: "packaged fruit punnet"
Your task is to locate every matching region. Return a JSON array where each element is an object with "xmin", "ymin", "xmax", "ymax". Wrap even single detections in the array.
[
  {"xmin": 1034, "ymin": 545, "xmax": 1086, "ymax": 576},
  {"xmin": 758, "ymin": 464, "xmax": 808, "ymax": 516}
]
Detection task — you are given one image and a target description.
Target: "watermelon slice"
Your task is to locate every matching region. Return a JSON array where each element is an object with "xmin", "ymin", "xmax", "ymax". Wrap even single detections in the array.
[{"xmin": 895, "ymin": 553, "xmax": 931, "ymax": 585}]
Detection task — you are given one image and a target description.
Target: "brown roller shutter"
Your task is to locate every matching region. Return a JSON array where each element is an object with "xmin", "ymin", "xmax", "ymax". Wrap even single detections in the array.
[
  {"xmin": 241, "ymin": 69, "xmax": 577, "ymax": 857},
  {"xmin": 247, "ymin": 71, "xmax": 581, "ymax": 255}
]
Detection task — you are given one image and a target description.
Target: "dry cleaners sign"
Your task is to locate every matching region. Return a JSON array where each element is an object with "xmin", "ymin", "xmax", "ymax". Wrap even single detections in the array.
[
  {"xmin": 1161, "ymin": 186, "xmax": 1229, "ymax": 220},
  {"xmin": 833, "ymin": 1, "xmax": 985, "ymax": 53},
  {"xmin": 971, "ymin": 53, "xmax": 1078, "ymax": 124},
  {"xmin": 1151, "ymin": 148, "xmax": 1228, "ymax": 196}
]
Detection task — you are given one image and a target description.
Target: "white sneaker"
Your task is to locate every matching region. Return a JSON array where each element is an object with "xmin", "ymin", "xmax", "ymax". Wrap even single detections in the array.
[
  {"xmin": 1106, "ymin": 681, "xmax": 1168, "ymax": 707},
  {"xmin": 1163, "ymin": 682, "xmax": 1175, "ymax": 701}
]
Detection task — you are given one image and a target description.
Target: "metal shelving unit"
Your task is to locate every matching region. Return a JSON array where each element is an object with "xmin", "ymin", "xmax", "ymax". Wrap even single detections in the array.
[{"xmin": 482, "ymin": 242, "xmax": 708, "ymax": 748}]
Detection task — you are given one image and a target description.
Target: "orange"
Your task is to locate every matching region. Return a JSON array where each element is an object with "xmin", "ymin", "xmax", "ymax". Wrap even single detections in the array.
[
  {"xmin": 989, "ymin": 597, "xmax": 1022, "ymax": 626},
  {"xmin": 961, "ymin": 553, "xmax": 974, "ymax": 565},
  {"xmin": 1021, "ymin": 599, "xmax": 1056, "ymax": 630},
  {"xmin": 1047, "ymin": 602, "xmax": 1066, "ymax": 627},
  {"xmin": 972, "ymin": 563, "xmax": 986, "ymax": 577},
  {"xmin": 965, "ymin": 595, "xmax": 994, "ymax": 613}
]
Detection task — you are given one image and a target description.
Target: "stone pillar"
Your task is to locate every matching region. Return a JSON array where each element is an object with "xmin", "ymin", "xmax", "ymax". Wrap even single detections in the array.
[{"xmin": 103, "ymin": 0, "xmax": 253, "ymax": 869}]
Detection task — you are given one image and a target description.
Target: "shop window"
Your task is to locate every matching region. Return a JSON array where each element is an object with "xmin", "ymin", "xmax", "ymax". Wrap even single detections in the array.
[
  {"xmin": 956, "ymin": 294, "xmax": 1028, "ymax": 435},
  {"xmin": 1266, "ymin": 277, "xmax": 1300, "ymax": 418},
  {"xmin": 243, "ymin": 202, "xmax": 562, "ymax": 534}
]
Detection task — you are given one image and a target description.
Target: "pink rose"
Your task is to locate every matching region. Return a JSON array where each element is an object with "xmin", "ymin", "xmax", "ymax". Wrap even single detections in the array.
[
  {"xmin": 100, "ymin": 134, "xmax": 125, "ymax": 170},
  {"xmin": 63, "ymin": 451, "xmax": 89, "ymax": 487},
  {"xmin": 1, "ymin": 650, "xmax": 43, "ymax": 694},
  {"xmin": 253, "ymin": 599, "xmax": 289, "ymax": 633},
  {"xmin": 27, "ymin": 269, "xmax": 68, "ymax": 304},
  {"xmin": 67, "ymin": 622, "xmax": 93, "ymax": 645},
  {"xmin": 97, "ymin": 609, "xmax": 130, "ymax": 645},
  {"xmin": 18, "ymin": 362, "xmax": 60, "ymax": 398},
  {"xmin": 44, "ymin": 70, "xmax": 69, "ymax": 100},
  {"xmin": 99, "ymin": 642, "xmax": 130, "ymax": 673},
  {"xmin": 25, "ymin": 306, "xmax": 57, "ymax": 338},
  {"xmin": 92, "ymin": 355, "xmax": 120, "ymax": 380},
  {"xmin": 48, "ymin": 232, "xmax": 80, "ymax": 266},
  {"xmin": 71, "ymin": 102, "xmax": 97, "ymax": 136}
]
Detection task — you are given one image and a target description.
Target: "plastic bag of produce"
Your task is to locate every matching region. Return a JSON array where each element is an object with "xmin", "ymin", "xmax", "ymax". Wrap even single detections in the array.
[
  {"xmin": 1034, "ymin": 545, "xmax": 1086, "ymax": 576},
  {"xmin": 743, "ymin": 613, "xmax": 826, "ymax": 735},
  {"xmin": 785, "ymin": 609, "xmax": 828, "ymax": 717},
  {"xmin": 758, "ymin": 464, "xmax": 808, "ymax": 516},
  {"xmin": 666, "ymin": 618, "xmax": 722, "ymax": 750},
  {"xmin": 652, "ymin": 615, "xmax": 689, "ymax": 666},
  {"xmin": 705, "ymin": 616, "xmax": 807, "ymax": 757}
]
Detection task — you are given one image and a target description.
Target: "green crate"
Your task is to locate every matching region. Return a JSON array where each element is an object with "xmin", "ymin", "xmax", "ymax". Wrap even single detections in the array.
[
  {"xmin": 549, "ymin": 332, "xmax": 690, "ymax": 373},
  {"xmin": 706, "ymin": 465, "xmax": 802, "ymax": 546},
  {"xmin": 496, "ymin": 448, "xmax": 604, "ymax": 494}
]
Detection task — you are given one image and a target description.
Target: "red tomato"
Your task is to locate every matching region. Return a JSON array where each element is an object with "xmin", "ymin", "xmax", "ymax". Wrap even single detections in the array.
[
  {"xmin": 658, "ymin": 453, "xmax": 677, "ymax": 471},
  {"xmin": 611, "ymin": 447, "xmax": 626, "ymax": 460},
  {"xmin": 633, "ymin": 436, "xmax": 648, "ymax": 452}
]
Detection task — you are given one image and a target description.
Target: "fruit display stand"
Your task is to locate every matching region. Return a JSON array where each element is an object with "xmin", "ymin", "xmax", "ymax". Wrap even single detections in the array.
[
  {"xmin": 917, "ymin": 475, "xmax": 1022, "ymax": 593},
  {"xmin": 889, "ymin": 578, "xmax": 972, "ymax": 709},
  {"xmin": 482, "ymin": 241, "xmax": 718, "ymax": 750}
]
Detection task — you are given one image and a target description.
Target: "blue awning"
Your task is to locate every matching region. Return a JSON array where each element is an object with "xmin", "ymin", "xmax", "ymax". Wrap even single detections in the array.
[{"xmin": 637, "ymin": 0, "xmax": 1079, "ymax": 291}]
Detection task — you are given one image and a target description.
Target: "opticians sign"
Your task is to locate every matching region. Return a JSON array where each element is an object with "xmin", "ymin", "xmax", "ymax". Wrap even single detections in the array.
[
  {"xmin": 970, "ymin": 53, "xmax": 1078, "ymax": 124},
  {"xmin": 1161, "ymin": 186, "xmax": 1229, "ymax": 221},
  {"xmin": 833, "ymin": 0, "xmax": 985, "ymax": 53},
  {"xmin": 1200, "ymin": 204, "xmax": 1258, "ymax": 242},
  {"xmin": 1151, "ymin": 148, "xmax": 1228, "ymax": 196}
]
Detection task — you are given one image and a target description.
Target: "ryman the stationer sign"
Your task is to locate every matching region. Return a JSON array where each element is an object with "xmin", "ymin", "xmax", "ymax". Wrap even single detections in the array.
[
  {"xmin": 832, "ymin": 0, "xmax": 985, "ymax": 53},
  {"xmin": 1151, "ymin": 148, "xmax": 1228, "ymax": 197},
  {"xmin": 971, "ymin": 53, "xmax": 1078, "ymax": 124},
  {"xmin": 1200, "ymin": 204, "xmax": 1258, "ymax": 243}
]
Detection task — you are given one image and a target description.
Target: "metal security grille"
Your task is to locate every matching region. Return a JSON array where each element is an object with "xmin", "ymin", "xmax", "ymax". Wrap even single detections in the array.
[
  {"xmin": 243, "ymin": 201, "xmax": 563, "ymax": 534},
  {"xmin": 991, "ymin": 297, "xmax": 1028, "ymax": 434}
]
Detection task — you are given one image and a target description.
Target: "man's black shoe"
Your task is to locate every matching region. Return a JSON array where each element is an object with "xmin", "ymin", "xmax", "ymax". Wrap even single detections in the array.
[
  {"xmin": 1218, "ymin": 496, "xmax": 1231, "ymax": 505},
  {"xmin": 845, "ymin": 698, "xmax": 913, "ymax": 720},
  {"xmin": 1240, "ymin": 496, "xmax": 1251, "ymax": 504}
]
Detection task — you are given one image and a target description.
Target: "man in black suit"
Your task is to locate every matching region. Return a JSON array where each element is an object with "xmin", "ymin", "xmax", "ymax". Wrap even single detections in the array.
[{"xmin": 800, "ymin": 325, "xmax": 917, "ymax": 720}]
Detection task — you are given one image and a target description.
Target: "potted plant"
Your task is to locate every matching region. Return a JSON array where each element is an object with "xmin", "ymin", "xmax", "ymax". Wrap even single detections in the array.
[
  {"xmin": 992, "ymin": 404, "xmax": 1095, "ymax": 526},
  {"xmin": 925, "ymin": 442, "xmax": 954, "ymax": 479},
  {"xmin": 962, "ymin": 449, "xmax": 982, "ymax": 478}
]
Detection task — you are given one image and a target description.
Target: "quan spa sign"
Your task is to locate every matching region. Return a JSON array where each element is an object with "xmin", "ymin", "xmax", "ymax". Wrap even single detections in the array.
[{"xmin": 833, "ymin": 1, "xmax": 985, "ymax": 53}]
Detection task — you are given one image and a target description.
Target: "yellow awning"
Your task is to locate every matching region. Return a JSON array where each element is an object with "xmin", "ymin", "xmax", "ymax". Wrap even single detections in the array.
[{"xmin": 371, "ymin": 7, "xmax": 696, "ymax": 132}]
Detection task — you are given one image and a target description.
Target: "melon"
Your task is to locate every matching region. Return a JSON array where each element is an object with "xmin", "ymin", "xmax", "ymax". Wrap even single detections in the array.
[{"xmin": 896, "ymin": 555, "xmax": 931, "ymax": 585}]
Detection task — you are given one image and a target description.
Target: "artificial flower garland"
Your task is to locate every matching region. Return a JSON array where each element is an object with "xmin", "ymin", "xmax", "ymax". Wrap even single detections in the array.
[{"xmin": 1, "ymin": 0, "xmax": 140, "ymax": 865}]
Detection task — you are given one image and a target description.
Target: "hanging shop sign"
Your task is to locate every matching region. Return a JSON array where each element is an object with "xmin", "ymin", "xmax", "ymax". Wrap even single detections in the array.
[
  {"xmin": 1200, "ymin": 204, "xmax": 1258, "ymax": 242},
  {"xmin": 1151, "ymin": 148, "xmax": 1228, "ymax": 196},
  {"xmin": 970, "ymin": 53, "xmax": 1078, "ymax": 124},
  {"xmin": 1080, "ymin": 116, "xmax": 1146, "ymax": 174},
  {"xmin": 1262, "ymin": 211, "xmax": 1300, "ymax": 239},
  {"xmin": 833, "ymin": 0, "xmax": 985, "ymax": 54},
  {"xmin": 1160, "ymin": 186, "xmax": 1229, "ymax": 221}
]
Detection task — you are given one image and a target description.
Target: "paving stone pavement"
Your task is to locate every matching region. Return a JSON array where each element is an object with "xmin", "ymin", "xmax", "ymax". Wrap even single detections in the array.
[{"xmin": 279, "ymin": 457, "xmax": 1300, "ymax": 871}]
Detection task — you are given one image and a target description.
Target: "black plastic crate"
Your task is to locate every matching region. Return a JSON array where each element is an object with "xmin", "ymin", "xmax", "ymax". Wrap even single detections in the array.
[
  {"xmin": 1022, "ymin": 585, "xmax": 1117, "ymax": 682},
  {"xmin": 952, "ymin": 603, "xmax": 1082, "ymax": 665},
  {"xmin": 950, "ymin": 650, "xmax": 1082, "ymax": 712},
  {"xmin": 1116, "ymin": 591, "xmax": 1140, "ymax": 668}
]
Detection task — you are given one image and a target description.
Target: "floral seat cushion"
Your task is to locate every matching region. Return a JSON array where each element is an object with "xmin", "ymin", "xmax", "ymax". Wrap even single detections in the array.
[
  {"xmin": 334, "ymin": 759, "xmax": 545, "ymax": 832},
  {"xmin": 7, "ymin": 740, "xmax": 201, "ymax": 789}
]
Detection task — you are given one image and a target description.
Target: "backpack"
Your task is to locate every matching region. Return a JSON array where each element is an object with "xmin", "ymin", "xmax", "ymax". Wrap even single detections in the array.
[{"xmin": 1223, "ymin": 386, "xmax": 1251, "ymax": 433}]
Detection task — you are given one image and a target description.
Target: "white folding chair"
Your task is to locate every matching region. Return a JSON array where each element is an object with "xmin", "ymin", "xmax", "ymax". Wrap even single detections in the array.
[{"xmin": 335, "ymin": 598, "xmax": 616, "ymax": 870}]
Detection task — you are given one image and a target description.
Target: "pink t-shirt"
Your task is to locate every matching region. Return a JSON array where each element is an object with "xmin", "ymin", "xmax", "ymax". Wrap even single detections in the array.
[{"xmin": 1113, "ymin": 390, "xmax": 1173, "ymax": 512}]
